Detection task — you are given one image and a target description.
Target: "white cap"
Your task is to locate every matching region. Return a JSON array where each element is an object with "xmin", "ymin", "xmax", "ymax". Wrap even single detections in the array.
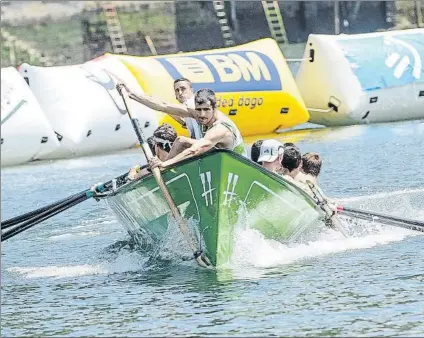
[{"xmin": 258, "ymin": 139, "xmax": 284, "ymax": 163}]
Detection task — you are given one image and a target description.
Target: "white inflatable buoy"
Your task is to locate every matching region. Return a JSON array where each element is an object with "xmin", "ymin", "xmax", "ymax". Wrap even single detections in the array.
[
  {"xmin": 19, "ymin": 54, "xmax": 158, "ymax": 160},
  {"xmin": 296, "ymin": 28, "xmax": 424, "ymax": 126},
  {"xmin": 1, "ymin": 67, "xmax": 59, "ymax": 167}
]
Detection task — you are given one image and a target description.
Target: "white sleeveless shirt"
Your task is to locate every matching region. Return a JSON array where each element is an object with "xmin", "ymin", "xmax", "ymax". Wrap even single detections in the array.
[{"xmin": 183, "ymin": 97, "xmax": 202, "ymax": 140}]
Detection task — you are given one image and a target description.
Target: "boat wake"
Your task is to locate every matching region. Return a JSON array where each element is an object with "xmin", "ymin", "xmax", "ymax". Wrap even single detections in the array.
[
  {"xmin": 230, "ymin": 225, "xmax": 413, "ymax": 270},
  {"xmin": 7, "ymin": 249, "xmax": 148, "ymax": 279},
  {"xmin": 228, "ymin": 187, "xmax": 423, "ymax": 272}
]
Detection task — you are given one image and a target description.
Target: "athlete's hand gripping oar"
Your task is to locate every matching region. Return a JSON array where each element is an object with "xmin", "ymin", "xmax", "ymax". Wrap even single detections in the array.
[
  {"xmin": 305, "ymin": 180, "xmax": 348, "ymax": 237},
  {"xmin": 116, "ymin": 83, "xmax": 213, "ymax": 269},
  {"xmin": 337, "ymin": 205, "xmax": 424, "ymax": 233}
]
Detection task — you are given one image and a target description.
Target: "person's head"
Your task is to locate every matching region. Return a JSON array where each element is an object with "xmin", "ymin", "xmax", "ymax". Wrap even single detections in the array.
[
  {"xmin": 194, "ymin": 88, "xmax": 217, "ymax": 126},
  {"xmin": 283, "ymin": 142, "xmax": 300, "ymax": 152},
  {"xmin": 173, "ymin": 78, "xmax": 194, "ymax": 104},
  {"xmin": 281, "ymin": 146, "xmax": 302, "ymax": 178},
  {"xmin": 251, "ymin": 140, "xmax": 264, "ymax": 164},
  {"xmin": 147, "ymin": 136, "xmax": 156, "ymax": 156},
  {"xmin": 301, "ymin": 152, "xmax": 322, "ymax": 178},
  {"xmin": 257, "ymin": 139, "xmax": 284, "ymax": 172},
  {"xmin": 153, "ymin": 123, "xmax": 177, "ymax": 160}
]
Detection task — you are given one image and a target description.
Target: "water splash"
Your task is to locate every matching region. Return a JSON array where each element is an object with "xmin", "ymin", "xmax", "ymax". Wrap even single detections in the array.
[
  {"xmin": 48, "ymin": 231, "xmax": 102, "ymax": 241},
  {"xmin": 230, "ymin": 225, "xmax": 414, "ymax": 270},
  {"xmin": 228, "ymin": 188, "xmax": 423, "ymax": 272},
  {"xmin": 7, "ymin": 250, "xmax": 148, "ymax": 279},
  {"xmin": 8, "ymin": 264, "xmax": 108, "ymax": 279},
  {"xmin": 147, "ymin": 215, "xmax": 203, "ymax": 265}
]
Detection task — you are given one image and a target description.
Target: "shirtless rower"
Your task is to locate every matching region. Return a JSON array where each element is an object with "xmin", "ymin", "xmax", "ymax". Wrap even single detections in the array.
[
  {"xmin": 295, "ymin": 152, "xmax": 338, "ymax": 208},
  {"xmin": 280, "ymin": 146, "xmax": 303, "ymax": 183},
  {"xmin": 295, "ymin": 152, "xmax": 344, "ymax": 232}
]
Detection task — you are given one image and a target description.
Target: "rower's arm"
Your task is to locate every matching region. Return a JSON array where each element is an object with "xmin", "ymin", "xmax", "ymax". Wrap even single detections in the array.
[
  {"xmin": 128, "ymin": 92, "xmax": 196, "ymax": 119},
  {"xmin": 163, "ymin": 125, "xmax": 229, "ymax": 167},
  {"xmin": 169, "ymin": 114, "xmax": 187, "ymax": 127}
]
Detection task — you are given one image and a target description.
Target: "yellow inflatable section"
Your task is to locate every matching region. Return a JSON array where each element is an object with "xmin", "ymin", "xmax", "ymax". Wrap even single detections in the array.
[{"xmin": 113, "ymin": 38, "xmax": 309, "ymax": 136}]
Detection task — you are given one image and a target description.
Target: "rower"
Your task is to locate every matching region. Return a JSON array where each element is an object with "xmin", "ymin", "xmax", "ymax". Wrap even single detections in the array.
[
  {"xmin": 295, "ymin": 152, "xmax": 321, "ymax": 186},
  {"xmin": 127, "ymin": 123, "xmax": 177, "ymax": 180},
  {"xmin": 295, "ymin": 152, "xmax": 345, "ymax": 233},
  {"xmin": 283, "ymin": 142, "xmax": 298, "ymax": 149},
  {"xmin": 250, "ymin": 139, "xmax": 264, "ymax": 164},
  {"xmin": 280, "ymin": 146, "xmax": 304, "ymax": 183},
  {"xmin": 278, "ymin": 142, "xmax": 300, "ymax": 175},
  {"xmin": 295, "ymin": 152, "xmax": 337, "ymax": 208},
  {"xmin": 256, "ymin": 139, "xmax": 285, "ymax": 174},
  {"xmin": 147, "ymin": 78, "xmax": 203, "ymax": 160},
  {"xmin": 116, "ymin": 83, "xmax": 247, "ymax": 169}
]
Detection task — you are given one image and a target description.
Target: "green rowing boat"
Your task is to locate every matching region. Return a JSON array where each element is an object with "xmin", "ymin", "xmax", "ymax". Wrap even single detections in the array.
[{"xmin": 102, "ymin": 149, "xmax": 325, "ymax": 266}]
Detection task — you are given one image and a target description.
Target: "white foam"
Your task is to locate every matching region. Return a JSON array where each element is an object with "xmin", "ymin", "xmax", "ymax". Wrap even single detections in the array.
[
  {"xmin": 7, "ymin": 252, "xmax": 146, "ymax": 279},
  {"xmin": 8, "ymin": 264, "xmax": 107, "ymax": 279},
  {"xmin": 230, "ymin": 224, "xmax": 416, "ymax": 269},
  {"xmin": 73, "ymin": 218, "xmax": 117, "ymax": 229},
  {"xmin": 48, "ymin": 231, "xmax": 102, "ymax": 241}
]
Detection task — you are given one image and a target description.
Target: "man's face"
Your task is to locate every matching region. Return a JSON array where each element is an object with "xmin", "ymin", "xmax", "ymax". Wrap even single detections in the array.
[
  {"xmin": 263, "ymin": 153, "xmax": 283, "ymax": 172},
  {"xmin": 174, "ymin": 81, "xmax": 193, "ymax": 104},
  {"xmin": 155, "ymin": 143, "xmax": 168, "ymax": 161},
  {"xmin": 262, "ymin": 159, "xmax": 282, "ymax": 173},
  {"xmin": 195, "ymin": 101, "xmax": 215, "ymax": 126}
]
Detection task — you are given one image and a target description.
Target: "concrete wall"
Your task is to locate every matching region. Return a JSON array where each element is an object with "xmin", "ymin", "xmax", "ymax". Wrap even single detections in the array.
[{"xmin": 175, "ymin": 1, "xmax": 396, "ymax": 52}]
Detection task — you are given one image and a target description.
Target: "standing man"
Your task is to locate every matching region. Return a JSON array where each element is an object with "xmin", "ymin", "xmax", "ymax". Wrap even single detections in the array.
[
  {"xmin": 164, "ymin": 78, "xmax": 203, "ymax": 159},
  {"xmin": 172, "ymin": 78, "xmax": 202, "ymax": 140}
]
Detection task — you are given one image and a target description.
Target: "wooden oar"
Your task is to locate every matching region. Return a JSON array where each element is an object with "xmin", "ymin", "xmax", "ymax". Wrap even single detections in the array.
[
  {"xmin": 117, "ymin": 84, "xmax": 212, "ymax": 269},
  {"xmin": 337, "ymin": 205, "xmax": 424, "ymax": 233}
]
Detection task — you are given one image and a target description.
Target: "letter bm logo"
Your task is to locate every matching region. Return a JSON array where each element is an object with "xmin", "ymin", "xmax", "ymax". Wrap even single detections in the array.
[{"xmin": 156, "ymin": 51, "xmax": 282, "ymax": 92}]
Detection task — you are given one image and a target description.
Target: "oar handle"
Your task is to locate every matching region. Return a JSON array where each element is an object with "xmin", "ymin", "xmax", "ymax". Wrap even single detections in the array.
[{"xmin": 117, "ymin": 85, "xmax": 212, "ymax": 268}]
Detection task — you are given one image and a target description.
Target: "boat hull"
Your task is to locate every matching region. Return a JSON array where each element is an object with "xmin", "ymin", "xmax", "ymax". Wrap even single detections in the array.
[{"xmin": 105, "ymin": 150, "xmax": 323, "ymax": 266}]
